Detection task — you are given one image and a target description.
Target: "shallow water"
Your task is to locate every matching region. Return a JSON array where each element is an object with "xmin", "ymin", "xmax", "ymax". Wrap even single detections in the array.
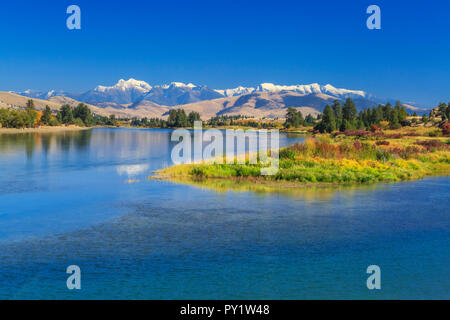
[{"xmin": 0, "ymin": 128, "xmax": 448, "ymax": 299}]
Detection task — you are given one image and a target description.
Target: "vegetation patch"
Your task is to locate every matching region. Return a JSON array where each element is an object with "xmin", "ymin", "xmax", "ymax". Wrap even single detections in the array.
[{"xmin": 156, "ymin": 131, "xmax": 450, "ymax": 187}]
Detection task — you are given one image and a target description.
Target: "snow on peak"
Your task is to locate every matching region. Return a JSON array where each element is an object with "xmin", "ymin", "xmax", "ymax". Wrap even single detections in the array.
[
  {"xmin": 216, "ymin": 86, "xmax": 255, "ymax": 97},
  {"xmin": 171, "ymin": 82, "xmax": 197, "ymax": 88},
  {"xmin": 254, "ymin": 83, "xmax": 367, "ymax": 98},
  {"xmin": 157, "ymin": 82, "xmax": 197, "ymax": 89},
  {"xmin": 216, "ymin": 82, "xmax": 368, "ymax": 99},
  {"xmin": 95, "ymin": 78, "xmax": 152, "ymax": 93}
]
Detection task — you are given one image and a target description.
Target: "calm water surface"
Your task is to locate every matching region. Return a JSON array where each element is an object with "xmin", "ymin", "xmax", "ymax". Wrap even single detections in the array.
[{"xmin": 0, "ymin": 128, "xmax": 448, "ymax": 299}]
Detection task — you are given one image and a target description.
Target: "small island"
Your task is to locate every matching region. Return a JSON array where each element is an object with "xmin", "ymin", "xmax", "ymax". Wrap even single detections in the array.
[{"xmin": 155, "ymin": 100, "xmax": 450, "ymax": 191}]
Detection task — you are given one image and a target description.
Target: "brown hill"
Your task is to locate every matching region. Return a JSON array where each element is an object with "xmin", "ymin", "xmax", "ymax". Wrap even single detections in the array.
[
  {"xmin": 0, "ymin": 92, "xmax": 169, "ymax": 119},
  {"xmin": 159, "ymin": 91, "xmax": 327, "ymax": 119}
]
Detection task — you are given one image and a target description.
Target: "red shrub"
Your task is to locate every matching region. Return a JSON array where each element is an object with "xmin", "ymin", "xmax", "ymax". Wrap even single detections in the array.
[
  {"xmin": 415, "ymin": 140, "xmax": 448, "ymax": 151},
  {"xmin": 442, "ymin": 122, "xmax": 450, "ymax": 135}
]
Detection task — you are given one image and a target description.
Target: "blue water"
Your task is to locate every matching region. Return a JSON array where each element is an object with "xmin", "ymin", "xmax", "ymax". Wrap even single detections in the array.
[{"xmin": 0, "ymin": 128, "xmax": 448, "ymax": 299}]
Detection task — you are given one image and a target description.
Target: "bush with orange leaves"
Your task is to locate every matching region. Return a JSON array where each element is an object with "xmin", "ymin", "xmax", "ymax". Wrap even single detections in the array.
[{"xmin": 442, "ymin": 122, "xmax": 450, "ymax": 135}]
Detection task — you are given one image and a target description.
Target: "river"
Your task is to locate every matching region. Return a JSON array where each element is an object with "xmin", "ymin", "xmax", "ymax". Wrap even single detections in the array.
[{"xmin": 0, "ymin": 127, "xmax": 448, "ymax": 299}]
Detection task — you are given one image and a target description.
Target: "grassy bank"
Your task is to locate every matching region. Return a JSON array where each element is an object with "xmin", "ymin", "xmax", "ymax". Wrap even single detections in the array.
[{"xmin": 155, "ymin": 128, "xmax": 450, "ymax": 188}]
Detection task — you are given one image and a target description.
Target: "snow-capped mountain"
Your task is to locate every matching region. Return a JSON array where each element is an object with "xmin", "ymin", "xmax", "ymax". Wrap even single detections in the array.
[
  {"xmin": 73, "ymin": 78, "xmax": 152, "ymax": 105},
  {"xmin": 216, "ymin": 83, "xmax": 369, "ymax": 100},
  {"xmin": 215, "ymin": 86, "xmax": 256, "ymax": 97},
  {"xmin": 132, "ymin": 82, "xmax": 223, "ymax": 107},
  {"xmin": 11, "ymin": 89, "xmax": 69, "ymax": 100},
  {"xmin": 11, "ymin": 79, "xmax": 424, "ymax": 116}
]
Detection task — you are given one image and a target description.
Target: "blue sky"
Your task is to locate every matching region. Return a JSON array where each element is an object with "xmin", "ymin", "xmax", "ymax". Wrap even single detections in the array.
[{"xmin": 0, "ymin": 0, "xmax": 448, "ymax": 107}]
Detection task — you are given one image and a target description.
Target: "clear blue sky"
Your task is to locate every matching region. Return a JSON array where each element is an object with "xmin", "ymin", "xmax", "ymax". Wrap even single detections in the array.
[{"xmin": 0, "ymin": 0, "xmax": 448, "ymax": 107}]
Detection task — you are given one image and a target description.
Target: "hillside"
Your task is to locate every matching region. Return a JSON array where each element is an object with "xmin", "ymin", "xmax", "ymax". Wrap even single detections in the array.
[
  {"xmin": 0, "ymin": 92, "xmax": 169, "ymax": 119},
  {"xmin": 161, "ymin": 92, "xmax": 324, "ymax": 119}
]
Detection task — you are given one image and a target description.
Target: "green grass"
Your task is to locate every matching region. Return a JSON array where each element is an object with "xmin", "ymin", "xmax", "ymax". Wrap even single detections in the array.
[{"xmin": 156, "ymin": 131, "xmax": 450, "ymax": 187}]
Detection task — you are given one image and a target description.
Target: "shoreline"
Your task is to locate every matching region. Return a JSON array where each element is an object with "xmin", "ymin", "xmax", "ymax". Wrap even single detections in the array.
[
  {"xmin": 0, "ymin": 125, "xmax": 92, "ymax": 134},
  {"xmin": 152, "ymin": 131, "xmax": 450, "ymax": 191}
]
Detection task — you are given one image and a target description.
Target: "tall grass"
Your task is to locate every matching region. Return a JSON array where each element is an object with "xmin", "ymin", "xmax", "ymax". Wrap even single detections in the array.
[{"xmin": 157, "ymin": 135, "xmax": 450, "ymax": 185}]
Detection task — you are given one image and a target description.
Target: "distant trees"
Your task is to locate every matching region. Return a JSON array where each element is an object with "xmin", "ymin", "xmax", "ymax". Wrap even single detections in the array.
[
  {"xmin": 207, "ymin": 115, "xmax": 253, "ymax": 127},
  {"xmin": 0, "ymin": 100, "xmax": 40, "ymax": 128},
  {"xmin": 55, "ymin": 103, "xmax": 101, "ymax": 127},
  {"xmin": 0, "ymin": 100, "xmax": 112, "ymax": 129},
  {"xmin": 167, "ymin": 109, "xmax": 202, "ymax": 127},
  {"xmin": 284, "ymin": 107, "xmax": 304, "ymax": 128},
  {"xmin": 130, "ymin": 117, "xmax": 167, "ymax": 128},
  {"xmin": 314, "ymin": 98, "xmax": 413, "ymax": 133},
  {"xmin": 130, "ymin": 109, "xmax": 202, "ymax": 128}
]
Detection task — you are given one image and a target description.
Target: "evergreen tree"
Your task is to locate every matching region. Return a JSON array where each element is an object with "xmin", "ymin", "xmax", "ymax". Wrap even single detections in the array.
[
  {"xmin": 41, "ymin": 106, "xmax": 52, "ymax": 125},
  {"xmin": 26, "ymin": 99, "xmax": 35, "ymax": 110},
  {"xmin": 73, "ymin": 103, "xmax": 93, "ymax": 126},
  {"xmin": 304, "ymin": 114, "xmax": 315, "ymax": 126},
  {"xmin": 175, "ymin": 109, "xmax": 188, "ymax": 127},
  {"xmin": 321, "ymin": 105, "xmax": 336, "ymax": 133},
  {"xmin": 167, "ymin": 109, "xmax": 177, "ymax": 127},
  {"xmin": 285, "ymin": 107, "xmax": 303, "ymax": 128},
  {"xmin": 331, "ymin": 100, "xmax": 342, "ymax": 129},
  {"xmin": 342, "ymin": 98, "xmax": 357, "ymax": 123},
  {"xmin": 59, "ymin": 104, "xmax": 73, "ymax": 124},
  {"xmin": 188, "ymin": 111, "xmax": 201, "ymax": 126}
]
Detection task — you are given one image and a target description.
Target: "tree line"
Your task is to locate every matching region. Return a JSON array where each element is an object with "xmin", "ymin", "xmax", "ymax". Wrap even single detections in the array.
[
  {"xmin": 0, "ymin": 100, "xmax": 115, "ymax": 129},
  {"xmin": 314, "ymin": 98, "xmax": 410, "ymax": 133},
  {"xmin": 284, "ymin": 107, "xmax": 318, "ymax": 128},
  {"xmin": 130, "ymin": 109, "xmax": 202, "ymax": 128}
]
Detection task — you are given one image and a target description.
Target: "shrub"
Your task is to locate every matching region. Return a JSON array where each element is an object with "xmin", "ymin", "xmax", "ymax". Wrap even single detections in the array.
[
  {"xmin": 72, "ymin": 118, "xmax": 86, "ymax": 127},
  {"xmin": 280, "ymin": 148, "xmax": 297, "ymax": 160},
  {"xmin": 442, "ymin": 122, "xmax": 450, "ymax": 135}
]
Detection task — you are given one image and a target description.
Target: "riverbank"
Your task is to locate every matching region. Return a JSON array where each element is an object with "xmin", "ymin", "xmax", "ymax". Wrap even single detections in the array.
[
  {"xmin": 0, "ymin": 125, "xmax": 92, "ymax": 134},
  {"xmin": 154, "ymin": 128, "xmax": 450, "ymax": 189}
]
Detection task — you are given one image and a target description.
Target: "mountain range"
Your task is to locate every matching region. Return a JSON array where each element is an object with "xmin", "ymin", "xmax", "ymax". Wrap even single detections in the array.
[{"xmin": 6, "ymin": 78, "xmax": 425, "ymax": 119}]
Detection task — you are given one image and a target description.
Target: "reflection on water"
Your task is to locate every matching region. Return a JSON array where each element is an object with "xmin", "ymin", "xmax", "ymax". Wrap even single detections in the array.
[
  {"xmin": 155, "ymin": 175, "xmax": 385, "ymax": 201},
  {"xmin": 0, "ymin": 128, "xmax": 448, "ymax": 299},
  {"xmin": 0, "ymin": 130, "xmax": 93, "ymax": 158}
]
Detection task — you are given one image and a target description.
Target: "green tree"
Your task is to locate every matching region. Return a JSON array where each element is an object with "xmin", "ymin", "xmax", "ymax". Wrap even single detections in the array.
[
  {"xmin": 285, "ymin": 107, "xmax": 303, "ymax": 128},
  {"xmin": 188, "ymin": 111, "xmax": 201, "ymax": 126},
  {"xmin": 41, "ymin": 106, "xmax": 52, "ymax": 125},
  {"xmin": 176, "ymin": 109, "xmax": 188, "ymax": 127},
  {"xmin": 73, "ymin": 103, "xmax": 93, "ymax": 126},
  {"xmin": 342, "ymin": 98, "xmax": 357, "ymax": 122},
  {"xmin": 26, "ymin": 99, "xmax": 35, "ymax": 110},
  {"xmin": 167, "ymin": 109, "xmax": 177, "ymax": 127},
  {"xmin": 331, "ymin": 100, "xmax": 342, "ymax": 129},
  {"xmin": 321, "ymin": 105, "xmax": 336, "ymax": 133},
  {"xmin": 59, "ymin": 104, "xmax": 73, "ymax": 124},
  {"xmin": 304, "ymin": 114, "xmax": 315, "ymax": 126},
  {"xmin": 24, "ymin": 99, "xmax": 38, "ymax": 128}
]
